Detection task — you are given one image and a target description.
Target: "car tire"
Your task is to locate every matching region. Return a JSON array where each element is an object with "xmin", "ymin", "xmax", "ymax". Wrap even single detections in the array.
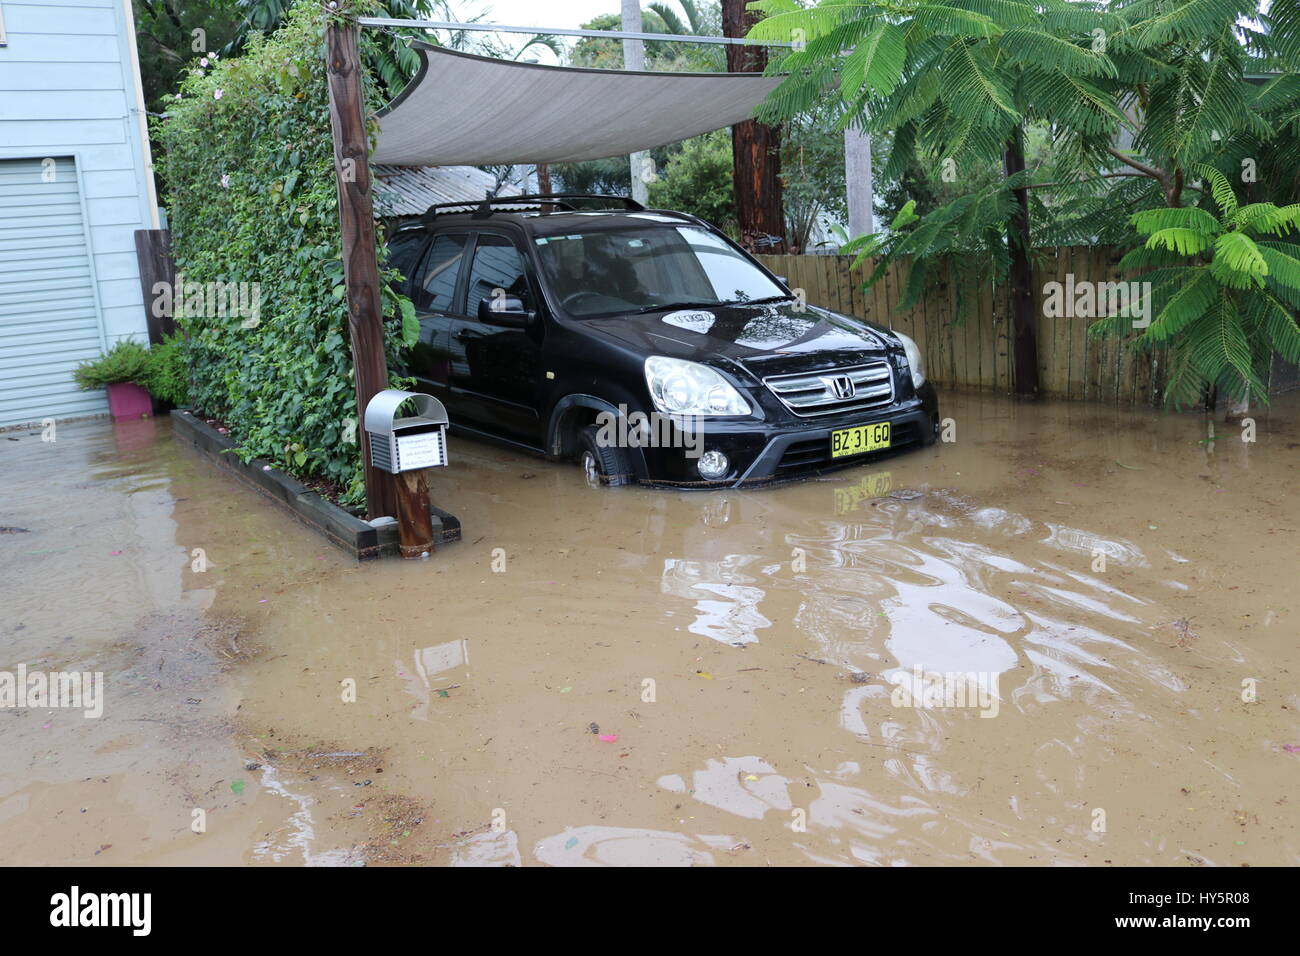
[{"xmin": 578, "ymin": 424, "xmax": 634, "ymax": 488}]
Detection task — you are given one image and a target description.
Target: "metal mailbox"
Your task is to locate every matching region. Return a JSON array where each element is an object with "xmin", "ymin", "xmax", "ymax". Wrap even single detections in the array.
[{"xmin": 364, "ymin": 389, "xmax": 449, "ymax": 474}]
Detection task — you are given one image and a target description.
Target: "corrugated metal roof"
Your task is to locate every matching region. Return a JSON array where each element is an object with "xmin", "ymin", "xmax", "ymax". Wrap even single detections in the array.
[{"xmin": 373, "ymin": 164, "xmax": 521, "ymax": 217}]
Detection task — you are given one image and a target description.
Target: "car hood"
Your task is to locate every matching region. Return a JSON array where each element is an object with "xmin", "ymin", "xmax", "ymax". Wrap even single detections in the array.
[{"xmin": 580, "ymin": 301, "xmax": 898, "ymax": 379}]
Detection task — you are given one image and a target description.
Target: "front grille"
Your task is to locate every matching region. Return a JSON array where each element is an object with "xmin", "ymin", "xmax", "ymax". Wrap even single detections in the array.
[{"xmin": 761, "ymin": 361, "xmax": 894, "ymax": 417}]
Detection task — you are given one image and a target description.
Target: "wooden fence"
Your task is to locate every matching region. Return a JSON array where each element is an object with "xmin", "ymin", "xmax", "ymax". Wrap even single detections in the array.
[{"xmin": 757, "ymin": 249, "xmax": 1167, "ymax": 406}]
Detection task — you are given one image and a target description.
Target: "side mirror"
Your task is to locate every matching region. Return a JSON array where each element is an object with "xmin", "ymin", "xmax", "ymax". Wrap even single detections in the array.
[{"xmin": 477, "ymin": 295, "xmax": 534, "ymax": 328}]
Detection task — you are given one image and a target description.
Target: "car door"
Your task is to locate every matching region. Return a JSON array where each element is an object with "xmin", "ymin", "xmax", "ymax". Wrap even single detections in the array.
[
  {"xmin": 406, "ymin": 232, "xmax": 470, "ymax": 405},
  {"xmin": 447, "ymin": 231, "xmax": 544, "ymax": 445}
]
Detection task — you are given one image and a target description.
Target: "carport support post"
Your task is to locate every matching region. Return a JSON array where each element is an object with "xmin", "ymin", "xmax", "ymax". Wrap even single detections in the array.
[
  {"xmin": 395, "ymin": 468, "xmax": 435, "ymax": 559},
  {"xmin": 326, "ymin": 4, "xmax": 397, "ymax": 520}
]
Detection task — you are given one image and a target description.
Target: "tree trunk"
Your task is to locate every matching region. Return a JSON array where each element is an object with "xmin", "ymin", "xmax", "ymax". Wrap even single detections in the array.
[
  {"xmin": 536, "ymin": 163, "xmax": 552, "ymax": 195},
  {"xmin": 722, "ymin": 0, "xmax": 785, "ymax": 251},
  {"xmin": 326, "ymin": 10, "xmax": 396, "ymax": 519},
  {"xmin": 1003, "ymin": 128, "xmax": 1040, "ymax": 398}
]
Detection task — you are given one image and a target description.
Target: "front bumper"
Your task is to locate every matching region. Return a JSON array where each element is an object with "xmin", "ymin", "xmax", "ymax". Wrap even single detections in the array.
[{"xmin": 637, "ymin": 382, "xmax": 940, "ymax": 489}]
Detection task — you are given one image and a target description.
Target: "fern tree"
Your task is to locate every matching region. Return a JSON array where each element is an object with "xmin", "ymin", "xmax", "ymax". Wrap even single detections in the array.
[
  {"xmin": 1091, "ymin": 165, "xmax": 1300, "ymax": 408},
  {"xmin": 750, "ymin": 0, "xmax": 1132, "ymax": 396}
]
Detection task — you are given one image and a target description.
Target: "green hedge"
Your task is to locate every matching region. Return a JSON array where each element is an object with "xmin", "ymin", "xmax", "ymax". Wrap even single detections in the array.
[{"xmin": 155, "ymin": 1, "xmax": 415, "ymax": 507}]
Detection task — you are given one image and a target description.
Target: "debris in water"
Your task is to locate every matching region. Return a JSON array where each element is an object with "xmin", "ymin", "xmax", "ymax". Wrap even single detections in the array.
[
  {"xmin": 850, "ymin": 672, "xmax": 871, "ymax": 684},
  {"xmin": 308, "ymin": 752, "xmax": 367, "ymax": 759},
  {"xmin": 889, "ymin": 489, "xmax": 924, "ymax": 500},
  {"xmin": 1283, "ymin": 745, "xmax": 1300, "ymax": 753},
  {"xmin": 564, "ymin": 837, "xmax": 578, "ymax": 850},
  {"xmin": 588, "ymin": 722, "xmax": 599, "ymax": 734},
  {"xmin": 230, "ymin": 780, "xmax": 245, "ymax": 795},
  {"xmin": 1114, "ymin": 460, "xmax": 1143, "ymax": 470},
  {"xmin": 598, "ymin": 734, "xmax": 618, "ymax": 743},
  {"xmin": 0, "ymin": 527, "xmax": 30, "ymax": 534}
]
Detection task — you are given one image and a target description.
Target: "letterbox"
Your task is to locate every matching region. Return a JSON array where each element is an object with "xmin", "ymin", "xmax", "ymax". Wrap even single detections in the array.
[{"xmin": 364, "ymin": 389, "xmax": 449, "ymax": 473}]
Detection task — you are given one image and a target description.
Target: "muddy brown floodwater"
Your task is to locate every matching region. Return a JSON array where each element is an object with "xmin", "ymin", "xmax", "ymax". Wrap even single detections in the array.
[{"xmin": 1, "ymin": 391, "xmax": 1297, "ymax": 866}]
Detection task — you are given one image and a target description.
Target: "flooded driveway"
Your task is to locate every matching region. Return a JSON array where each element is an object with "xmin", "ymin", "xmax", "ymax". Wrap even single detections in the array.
[{"xmin": 2, "ymin": 392, "xmax": 1297, "ymax": 866}]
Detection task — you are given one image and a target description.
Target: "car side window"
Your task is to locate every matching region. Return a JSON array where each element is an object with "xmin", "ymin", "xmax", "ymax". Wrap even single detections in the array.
[
  {"xmin": 412, "ymin": 234, "xmax": 469, "ymax": 313},
  {"xmin": 465, "ymin": 234, "xmax": 533, "ymax": 314},
  {"xmin": 386, "ymin": 230, "xmax": 427, "ymax": 293}
]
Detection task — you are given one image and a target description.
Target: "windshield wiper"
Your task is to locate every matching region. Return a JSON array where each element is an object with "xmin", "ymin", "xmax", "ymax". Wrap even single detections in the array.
[
  {"xmin": 738, "ymin": 295, "xmax": 796, "ymax": 305},
  {"xmin": 634, "ymin": 300, "xmax": 723, "ymax": 315}
]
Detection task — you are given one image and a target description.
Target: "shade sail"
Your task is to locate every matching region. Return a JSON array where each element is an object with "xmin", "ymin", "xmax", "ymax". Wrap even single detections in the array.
[{"xmin": 372, "ymin": 42, "xmax": 784, "ymax": 167}]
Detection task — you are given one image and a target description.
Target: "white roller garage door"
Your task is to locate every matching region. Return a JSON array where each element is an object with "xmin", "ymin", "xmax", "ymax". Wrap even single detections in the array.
[{"xmin": 0, "ymin": 156, "xmax": 107, "ymax": 427}]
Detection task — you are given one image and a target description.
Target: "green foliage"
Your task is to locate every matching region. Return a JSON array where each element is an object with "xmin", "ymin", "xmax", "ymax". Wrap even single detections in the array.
[
  {"xmin": 142, "ymin": 333, "xmax": 192, "ymax": 406},
  {"xmin": 782, "ymin": 106, "xmax": 849, "ymax": 251},
  {"xmin": 73, "ymin": 340, "xmax": 152, "ymax": 390},
  {"xmin": 155, "ymin": 0, "xmax": 414, "ymax": 507},
  {"xmin": 754, "ymin": 0, "xmax": 1300, "ymax": 405},
  {"xmin": 646, "ymin": 131, "xmax": 737, "ymax": 233},
  {"xmin": 1092, "ymin": 167, "xmax": 1300, "ymax": 408},
  {"xmin": 570, "ymin": 2, "xmax": 725, "ymax": 72},
  {"xmin": 132, "ymin": 1, "xmax": 242, "ymax": 113},
  {"xmin": 224, "ymin": 1, "xmax": 459, "ymax": 100}
]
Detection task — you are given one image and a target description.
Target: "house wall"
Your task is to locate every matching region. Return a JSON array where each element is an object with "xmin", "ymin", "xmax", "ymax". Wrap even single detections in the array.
[{"xmin": 0, "ymin": 0, "xmax": 158, "ymax": 426}]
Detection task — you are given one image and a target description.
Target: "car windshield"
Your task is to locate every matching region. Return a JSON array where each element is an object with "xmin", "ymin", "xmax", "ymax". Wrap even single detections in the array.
[{"xmin": 533, "ymin": 224, "xmax": 788, "ymax": 318}]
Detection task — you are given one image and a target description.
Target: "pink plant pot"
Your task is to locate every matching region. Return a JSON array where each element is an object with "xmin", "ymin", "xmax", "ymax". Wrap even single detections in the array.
[{"xmin": 106, "ymin": 382, "xmax": 153, "ymax": 422}]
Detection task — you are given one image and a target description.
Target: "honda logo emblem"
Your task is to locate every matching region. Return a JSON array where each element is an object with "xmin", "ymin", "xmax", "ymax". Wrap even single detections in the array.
[{"xmin": 824, "ymin": 374, "xmax": 855, "ymax": 400}]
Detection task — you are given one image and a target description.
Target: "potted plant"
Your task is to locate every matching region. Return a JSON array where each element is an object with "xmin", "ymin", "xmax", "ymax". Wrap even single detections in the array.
[{"xmin": 73, "ymin": 340, "xmax": 154, "ymax": 421}]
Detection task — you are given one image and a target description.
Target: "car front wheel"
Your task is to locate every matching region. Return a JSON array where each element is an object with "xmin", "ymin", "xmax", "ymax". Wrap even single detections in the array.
[{"xmin": 577, "ymin": 424, "xmax": 634, "ymax": 488}]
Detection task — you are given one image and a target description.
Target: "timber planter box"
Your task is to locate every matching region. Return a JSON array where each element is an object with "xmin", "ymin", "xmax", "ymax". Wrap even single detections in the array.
[{"xmin": 170, "ymin": 409, "xmax": 460, "ymax": 559}]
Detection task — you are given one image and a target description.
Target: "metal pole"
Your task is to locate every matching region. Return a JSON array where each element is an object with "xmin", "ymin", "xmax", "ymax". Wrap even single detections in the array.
[
  {"xmin": 355, "ymin": 17, "xmax": 794, "ymax": 47},
  {"xmin": 622, "ymin": 0, "xmax": 650, "ymax": 206},
  {"xmin": 845, "ymin": 126, "xmax": 874, "ymax": 239}
]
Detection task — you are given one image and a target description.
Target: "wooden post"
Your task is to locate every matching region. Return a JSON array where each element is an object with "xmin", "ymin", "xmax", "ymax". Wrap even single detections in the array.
[
  {"xmin": 133, "ymin": 229, "xmax": 175, "ymax": 345},
  {"xmin": 1003, "ymin": 127, "xmax": 1040, "ymax": 398},
  {"xmin": 395, "ymin": 469, "xmax": 435, "ymax": 559},
  {"xmin": 326, "ymin": 4, "xmax": 397, "ymax": 520}
]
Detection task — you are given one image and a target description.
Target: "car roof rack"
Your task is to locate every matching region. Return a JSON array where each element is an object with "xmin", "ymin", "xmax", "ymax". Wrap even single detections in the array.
[{"xmin": 418, "ymin": 193, "xmax": 645, "ymax": 224}]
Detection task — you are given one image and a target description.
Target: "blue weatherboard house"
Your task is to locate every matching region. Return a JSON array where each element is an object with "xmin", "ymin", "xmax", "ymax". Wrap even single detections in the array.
[{"xmin": 0, "ymin": 0, "xmax": 159, "ymax": 427}]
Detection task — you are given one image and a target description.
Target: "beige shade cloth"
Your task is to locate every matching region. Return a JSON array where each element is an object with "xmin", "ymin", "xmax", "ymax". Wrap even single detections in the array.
[{"xmin": 372, "ymin": 42, "xmax": 784, "ymax": 167}]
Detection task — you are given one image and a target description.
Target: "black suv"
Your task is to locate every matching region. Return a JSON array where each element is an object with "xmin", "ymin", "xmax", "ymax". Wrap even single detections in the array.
[{"xmin": 386, "ymin": 194, "xmax": 939, "ymax": 488}]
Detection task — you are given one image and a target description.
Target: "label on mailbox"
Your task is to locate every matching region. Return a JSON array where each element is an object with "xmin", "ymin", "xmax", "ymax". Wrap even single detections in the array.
[{"xmin": 396, "ymin": 431, "xmax": 446, "ymax": 470}]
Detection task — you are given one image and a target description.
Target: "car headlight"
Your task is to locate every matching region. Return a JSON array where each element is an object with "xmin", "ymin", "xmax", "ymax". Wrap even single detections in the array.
[
  {"xmin": 895, "ymin": 331, "xmax": 926, "ymax": 388},
  {"xmin": 644, "ymin": 356, "xmax": 751, "ymax": 416}
]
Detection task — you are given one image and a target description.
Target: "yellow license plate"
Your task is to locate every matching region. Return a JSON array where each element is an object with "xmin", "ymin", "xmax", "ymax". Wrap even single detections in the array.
[{"xmin": 831, "ymin": 422, "xmax": 891, "ymax": 459}]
